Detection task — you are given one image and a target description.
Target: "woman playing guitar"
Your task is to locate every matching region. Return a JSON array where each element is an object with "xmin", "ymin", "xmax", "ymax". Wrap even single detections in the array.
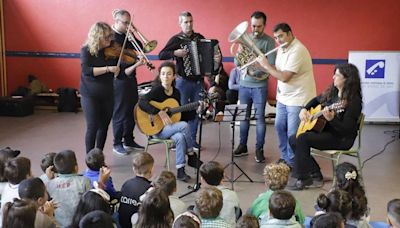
[
  {"xmin": 288, "ymin": 63, "xmax": 362, "ymax": 190},
  {"xmin": 138, "ymin": 61, "xmax": 203, "ymax": 182}
]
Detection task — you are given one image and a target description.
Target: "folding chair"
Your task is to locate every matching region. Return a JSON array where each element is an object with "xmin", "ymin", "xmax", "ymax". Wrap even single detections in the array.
[
  {"xmin": 145, "ymin": 137, "xmax": 175, "ymax": 171},
  {"xmin": 311, "ymin": 113, "xmax": 365, "ymax": 186}
]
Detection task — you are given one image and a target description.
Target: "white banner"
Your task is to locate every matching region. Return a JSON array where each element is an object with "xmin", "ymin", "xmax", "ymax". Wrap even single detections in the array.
[{"xmin": 349, "ymin": 51, "xmax": 400, "ymax": 122}]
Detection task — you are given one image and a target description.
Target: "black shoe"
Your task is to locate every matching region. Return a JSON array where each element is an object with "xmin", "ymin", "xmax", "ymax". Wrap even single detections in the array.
[
  {"xmin": 177, "ymin": 167, "xmax": 191, "ymax": 182},
  {"xmin": 187, "ymin": 154, "xmax": 203, "ymax": 169},
  {"xmin": 310, "ymin": 171, "xmax": 324, "ymax": 182},
  {"xmin": 255, "ymin": 148, "xmax": 265, "ymax": 163},
  {"xmin": 124, "ymin": 141, "xmax": 145, "ymax": 151},
  {"xmin": 234, "ymin": 144, "xmax": 248, "ymax": 157},
  {"xmin": 287, "ymin": 177, "xmax": 313, "ymax": 191},
  {"xmin": 276, "ymin": 158, "xmax": 292, "ymax": 171}
]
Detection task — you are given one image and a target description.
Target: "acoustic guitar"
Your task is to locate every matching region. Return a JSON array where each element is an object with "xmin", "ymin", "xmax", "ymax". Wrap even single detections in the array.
[
  {"xmin": 134, "ymin": 98, "xmax": 207, "ymax": 136},
  {"xmin": 296, "ymin": 101, "xmax": 345, "ymax": 138}
]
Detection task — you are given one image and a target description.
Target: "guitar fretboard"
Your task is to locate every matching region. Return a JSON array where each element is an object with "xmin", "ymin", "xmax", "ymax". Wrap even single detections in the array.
[{"xmin": 169, "ymin": 102, "xmax": 200, "ymax": 115}]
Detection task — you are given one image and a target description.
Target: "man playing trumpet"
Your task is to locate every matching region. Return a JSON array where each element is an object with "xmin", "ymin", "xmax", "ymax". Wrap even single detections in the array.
[{"xmin": 233, "ymin": 11, "xmax": 276, "ymax": 163}]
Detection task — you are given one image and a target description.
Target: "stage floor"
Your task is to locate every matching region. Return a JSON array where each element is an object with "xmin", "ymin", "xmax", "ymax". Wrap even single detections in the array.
[{"xmin": 0, "ymin": 110, "xmax": 399, "ymax": 221}]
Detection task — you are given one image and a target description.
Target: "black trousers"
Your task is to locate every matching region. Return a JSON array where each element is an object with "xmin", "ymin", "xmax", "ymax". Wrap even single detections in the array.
[
  {"xmin": 112, "ymin": 77, "xmax": 138, "ymax": 146},
  {"xmin": 81, "ymin": 95, "xmax": 114, "ymax": 153},
  {"xmin": 289, "ymin": 131, "xmax": 355, "ymax": 179},
  {"xmin": 226, "ymin": 89, "xmax": 238, "ymax": 104}
]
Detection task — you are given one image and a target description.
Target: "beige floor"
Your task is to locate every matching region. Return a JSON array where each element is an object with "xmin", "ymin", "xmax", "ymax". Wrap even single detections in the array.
[{"xmin": 0, "ymin": 109, "xmax": 399, "ymax": 221}]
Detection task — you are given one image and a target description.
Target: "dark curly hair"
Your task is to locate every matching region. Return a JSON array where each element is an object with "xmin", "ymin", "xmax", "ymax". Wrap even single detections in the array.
[
  {"xmin": 335, "ymin": 162, "xmax": 368, "ymax": 220},
  {"xmin": 320, "ymin": 63, "xmax": 362, "ymax": 107}
]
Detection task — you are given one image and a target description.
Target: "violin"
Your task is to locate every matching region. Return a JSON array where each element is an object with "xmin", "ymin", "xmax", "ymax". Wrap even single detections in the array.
[{"xmin": 104, "ymin": 42, "xmax": 138, "ymax": 64}]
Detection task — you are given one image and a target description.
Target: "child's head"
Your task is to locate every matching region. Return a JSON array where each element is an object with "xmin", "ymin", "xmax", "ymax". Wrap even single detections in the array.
[
  {"xmin": 153, "ymin": 170, "xmax": 177, "ymax": 196},
  {"xmin": 85, "ymin": 148, "xmax": 105, "ymax": 171},
  {"xmin": 137, "ymin": 187, "xmax": 174, "ymax": 228},
  {"xmin": 195, "ymin": 186, "xmax": 223, "ymax": 219},
  {"xmin": 269, "ymin": 190, "xmax": 296, "ymax": 220},
  {"xmin": 387, "ymin": 199, "xmax": 400, "ymax": 228},
  {"xmin": 79, "ymin": 210, "xmax": 114, "ymax": 228},
  {"xmin": 173, "ymin": 211, "xmax": 201, "ymax": 228},
  {"xmin": 0, "ymin": 147, "xmax": 20, "ymax": 182},
  {"xmin": 54, "ymin": 150, "xmax": 78, "ymax": 174},
  {"xmin": 263, "ymin": 163, "xmax": 290, "ymax": 190},
  {"xmin": 4, "ymin": 157, "xmax": 31, "ymax": 185},
  {"xmin": 18, "ymin": 177, "xmax": 47, "ymax": 206},
  {"xmin": 132, "ymin": 152, "xmax": 154, "ymax": 177},
  {"xmin": 312, "ymin": 212, "xmax": 344, "ymax": 228},
  {"xmin": 236, "ymin": 214, "xmax": 260, "ymax": 228},
  {"xmin": 200, "ymin": 161, "xmax": 224, "ymax": 186},
  {"xmin": 317, "ymin": 189, "xmax": 352, "ymax": 220},
  {"xmin": 335, "ymin": 162, "xmax": 361, "ymax": 190},
  {"xmin": 71, "ymin": 189, "xmax": 111, "ymax": 228},
  {"xmin": 2, "ymin": 198, "xmax": 37, "ymax": 228},
  {"xmin": 40, "ymin": 152, "xmax": 57, "ymax": 173},
  {"xmin": 335, "ymin": 162, "xmax": 368, "ymax": 220}
]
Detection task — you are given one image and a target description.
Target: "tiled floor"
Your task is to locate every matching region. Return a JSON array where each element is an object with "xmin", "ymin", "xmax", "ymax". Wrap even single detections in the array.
[{"xmin": 0, "ymin": 110, "xmax": 399, "ymax": 221}]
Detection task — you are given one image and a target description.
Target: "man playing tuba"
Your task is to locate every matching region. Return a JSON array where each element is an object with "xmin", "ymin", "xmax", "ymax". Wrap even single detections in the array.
[{"xmin": 231, "ymin": 11, "xmax": 276, "ymax": 163}]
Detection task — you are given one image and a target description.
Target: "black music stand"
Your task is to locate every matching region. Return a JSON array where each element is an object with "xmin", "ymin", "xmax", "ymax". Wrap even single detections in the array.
[{"xmin": 222, "ymin": 104, "xmax": 254, "ymax": 190}]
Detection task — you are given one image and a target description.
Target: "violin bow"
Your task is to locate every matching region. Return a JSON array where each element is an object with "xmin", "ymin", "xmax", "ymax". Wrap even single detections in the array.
[{"xmin": 114, "ymin": 18, "xmax": 132, "ymax": 78}]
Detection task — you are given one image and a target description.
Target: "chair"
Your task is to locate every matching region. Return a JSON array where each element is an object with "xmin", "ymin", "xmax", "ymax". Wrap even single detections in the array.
[
  {"xmin": 145, "ymin": 137, "xmax": 175, "ymax": 171},
  {"xmin": 311, "ymin": 113, "xmax": 365, "ymax": 186}
]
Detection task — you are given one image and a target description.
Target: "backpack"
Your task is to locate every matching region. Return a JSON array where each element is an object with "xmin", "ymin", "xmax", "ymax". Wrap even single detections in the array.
[{"xmin": 57, "ymin": 88, "xmax": 78, "ymax": 112}]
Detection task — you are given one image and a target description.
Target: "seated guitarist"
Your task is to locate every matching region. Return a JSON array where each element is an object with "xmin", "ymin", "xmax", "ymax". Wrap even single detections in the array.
[
  {"xmin": 287, "ymin": 63, "xmax": 362, "ymax": 190},
  {"xmin": 138, "ymin": 61, "xmax": 203, "ymax": 182}
]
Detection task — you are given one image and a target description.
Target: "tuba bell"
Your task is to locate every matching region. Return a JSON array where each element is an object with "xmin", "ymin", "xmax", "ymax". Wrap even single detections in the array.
[{"xmin": 229, "ymin": 21, "xmax": 269, "ymax": 80}]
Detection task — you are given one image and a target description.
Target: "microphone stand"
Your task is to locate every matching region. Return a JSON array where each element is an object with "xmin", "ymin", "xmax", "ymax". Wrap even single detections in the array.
[{"xmin": 179, "ymin": 88, "xmax": 207, "ymax": 199}]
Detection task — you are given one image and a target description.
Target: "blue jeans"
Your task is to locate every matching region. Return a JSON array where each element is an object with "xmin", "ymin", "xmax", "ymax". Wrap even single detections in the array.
[
  {"xmin": 156, "ymin": 121, "xmax": 193, "ymax": 168},
  {"xmin": 175, "ymin": 77, "xmax": 203, "ymax": 142},
  {"xmin": 275, "ymin": 102, "xmax": 302, "ymax": 166},
  {"xmin": 239, "ymin": 86, "xmax": 267, "ymax": 150}
]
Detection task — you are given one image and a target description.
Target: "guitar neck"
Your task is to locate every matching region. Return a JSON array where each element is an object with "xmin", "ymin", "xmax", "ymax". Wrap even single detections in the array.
[{"xmin": 169, "ymin": 102, "xmax": 199, "ymax": 115}]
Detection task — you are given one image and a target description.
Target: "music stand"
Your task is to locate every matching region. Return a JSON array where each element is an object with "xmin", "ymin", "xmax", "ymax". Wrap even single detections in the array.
[{"xmin": 222, "ymin": 104, "xmax": 254, "ymax": 190}]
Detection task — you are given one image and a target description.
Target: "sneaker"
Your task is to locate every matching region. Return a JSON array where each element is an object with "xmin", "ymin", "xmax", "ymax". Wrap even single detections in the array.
[
  {"xmin": 177, "ymin": 167, "xmax": 191, "ymax": 182},
  {"xmin": 255, "ymin": 148, "xmax": 265, "ymax": 163},
  {"xmin": 124, "ymin": 141, "xmax": 145, "ymax": 151},
  {"xmin": 187, "ymin": 154, "xmax": 203, "ymax": 169},
  {"xmin": 113, "ymin": 144, "xmax": 128, "ymax": 156},
  {"xmin": 276, "ymin": 158, "xmax": 293, "ymax": 171},
  {"xmin": 193, "ymin": 142, "xmax": 201, "ymax": 152},
  {"xmin": 234, "ymin": 144, "xmax": 248, "ymax": 157}
]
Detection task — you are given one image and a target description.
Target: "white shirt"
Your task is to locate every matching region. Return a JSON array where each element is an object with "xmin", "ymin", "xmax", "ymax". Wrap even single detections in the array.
[{"xmin": 275, "ymin": 38, "xmax": 316, "ymax": 106}]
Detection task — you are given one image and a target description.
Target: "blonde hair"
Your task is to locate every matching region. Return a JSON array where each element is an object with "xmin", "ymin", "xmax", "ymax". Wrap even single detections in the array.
[
  {"xmin": 195, "ymin": 186, "xmax": 223, "ymax": 219},
  {"xmin": 84, "ymin": 22, "xmax": 112, "ymax": 57},
  {"xmin": 132, "ymin": 152, "xmax": 154, "ymax": 176},
  {"xmin": 263, "ymin": 163, "xmax": 290, "ymax": 190}
]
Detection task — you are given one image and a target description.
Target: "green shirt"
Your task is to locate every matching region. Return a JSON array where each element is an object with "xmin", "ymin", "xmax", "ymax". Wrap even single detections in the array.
[{"xmin": 250, "ymin": 189, "xmax": 305, "ymax": 225}]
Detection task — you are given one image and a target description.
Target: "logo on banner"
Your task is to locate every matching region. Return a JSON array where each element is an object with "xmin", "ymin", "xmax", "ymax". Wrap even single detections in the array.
[{"xmin": 365, "ymin": 60, "xmax": 385, "ymax": 78}]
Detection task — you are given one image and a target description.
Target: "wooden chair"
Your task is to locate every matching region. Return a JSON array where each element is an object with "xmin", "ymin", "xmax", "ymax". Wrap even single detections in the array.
[
  {"xmin": 145, "ymin": 137, "xmax": 175, "ymax": 171},
  {"xmin": 311, "ymin": 113, "xmax": 365, "ymax": 186}
]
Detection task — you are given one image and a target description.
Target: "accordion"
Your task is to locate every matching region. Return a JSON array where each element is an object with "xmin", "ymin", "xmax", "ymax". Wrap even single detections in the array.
[{"xmin": 181, "ymin": 39, "xmax": 220, "ymax": 77}]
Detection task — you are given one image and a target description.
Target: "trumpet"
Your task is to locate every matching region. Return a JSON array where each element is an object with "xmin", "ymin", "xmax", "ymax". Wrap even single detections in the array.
[{"xmin": 126, "ymin": 23, "xmax": 157, "ymax": 70}]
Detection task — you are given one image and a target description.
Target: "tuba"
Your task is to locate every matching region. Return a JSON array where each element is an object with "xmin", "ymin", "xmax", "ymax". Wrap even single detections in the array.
[{"xmin": 229, "ymin": 21, "xmax": 269, "ymax": 80}]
